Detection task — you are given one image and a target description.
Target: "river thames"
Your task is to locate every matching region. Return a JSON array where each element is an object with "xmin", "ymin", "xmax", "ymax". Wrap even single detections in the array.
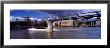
[{"xmin": 10, "ymin": 27, "xmax": 101, "ymax": 39}]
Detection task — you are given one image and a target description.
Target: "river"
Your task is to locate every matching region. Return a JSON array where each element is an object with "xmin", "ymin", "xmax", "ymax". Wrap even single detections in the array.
[{"xmin": 10, "ymin": 27, "xmax": 101, "ymax": 39}]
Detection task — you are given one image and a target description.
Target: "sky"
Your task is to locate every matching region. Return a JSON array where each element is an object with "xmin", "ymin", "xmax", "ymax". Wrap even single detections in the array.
[
  {"xmin": 10, "ymin": 10, "xmax": 54, "ymax": 19},
  {"xmin": 10, "ymin": 9, "xmax": 100, "ymax": 21}
]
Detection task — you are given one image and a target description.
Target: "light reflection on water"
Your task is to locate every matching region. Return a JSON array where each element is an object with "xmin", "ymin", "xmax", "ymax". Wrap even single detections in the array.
[{"xmin": 10, "ymin": 27, "xmax": 101, "ymax": 39}]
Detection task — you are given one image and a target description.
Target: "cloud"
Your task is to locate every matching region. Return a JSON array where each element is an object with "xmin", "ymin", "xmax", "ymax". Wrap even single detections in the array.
[
  {"xmin": 10, "ymin": 16, "xmax": 24, "ymax": 21},
  {"xmin": 10, "ymin": 16, "xmax": 41, "ymax": 22}
]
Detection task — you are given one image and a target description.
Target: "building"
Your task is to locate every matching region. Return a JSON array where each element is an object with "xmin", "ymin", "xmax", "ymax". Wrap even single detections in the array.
[
  {"xmin": 53, "ymin": 19, "xmax": 101, "ymax": 27},
  {"xmin": 53, "ymin": 20, "xmax": 77, "ymax": 27}
]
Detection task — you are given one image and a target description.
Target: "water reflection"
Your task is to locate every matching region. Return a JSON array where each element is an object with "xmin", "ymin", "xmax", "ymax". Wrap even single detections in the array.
[{"xmin": 10, "ymin": 27, "xmax": 101, "ymax": 39}]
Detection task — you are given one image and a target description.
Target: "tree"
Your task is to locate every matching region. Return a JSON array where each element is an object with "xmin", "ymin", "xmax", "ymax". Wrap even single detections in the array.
[
  {"xmin": 15, "ymin": 17, "xmax": 19, "ymax": 27},
  {"xmin": 24, "ymin": 17, "xmax": 31, "ymax": 26}
]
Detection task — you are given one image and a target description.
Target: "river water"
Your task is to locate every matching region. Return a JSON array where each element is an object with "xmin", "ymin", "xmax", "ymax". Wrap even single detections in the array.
[{"xmin": 10, "ymin": 27, "xmax": 101, "ymax": 39}]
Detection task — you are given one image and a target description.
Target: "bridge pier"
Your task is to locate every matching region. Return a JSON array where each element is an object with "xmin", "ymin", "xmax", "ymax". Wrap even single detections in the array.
[{"xmin": 46, "ymin": 20, "xmax": 53, "ymax": 39}]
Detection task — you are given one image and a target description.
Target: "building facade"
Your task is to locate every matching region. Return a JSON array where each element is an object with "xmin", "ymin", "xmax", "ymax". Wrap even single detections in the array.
[{"xmin": 53, "ymin": 19, "xmax": 101, "ymax": 27}]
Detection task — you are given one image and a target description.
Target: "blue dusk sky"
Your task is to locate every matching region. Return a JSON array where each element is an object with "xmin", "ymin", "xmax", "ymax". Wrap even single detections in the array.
[
  {"xmin": 10, "ymin": 9, "xmax": 100, "ymax": 21},
  {"xmin": 10, "ymin": 10, "xmax": 55, "ymax": 19}
]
